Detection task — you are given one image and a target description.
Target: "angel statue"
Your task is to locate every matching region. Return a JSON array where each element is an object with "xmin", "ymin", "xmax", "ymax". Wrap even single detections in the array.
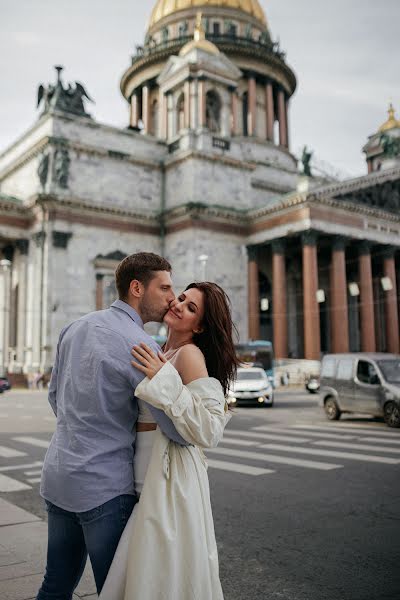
[
  {"xmin": 301, "ymin": 146, "xmax": 313, "ymax": 177},
  {"xmin": 37, "ymin": 66, "xmax": 94, "ymax": 118}
]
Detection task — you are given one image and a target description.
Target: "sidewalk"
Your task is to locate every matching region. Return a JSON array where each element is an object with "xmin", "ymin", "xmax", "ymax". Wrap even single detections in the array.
[{"xmin": 0, "ymin": 498, "xmax": 97, "ymax": 600}]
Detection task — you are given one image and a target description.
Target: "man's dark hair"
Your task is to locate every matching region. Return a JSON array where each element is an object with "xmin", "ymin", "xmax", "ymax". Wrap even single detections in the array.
[{"xmin": 115, "ymin": 252, "xmax": 172, "ymax": 300}]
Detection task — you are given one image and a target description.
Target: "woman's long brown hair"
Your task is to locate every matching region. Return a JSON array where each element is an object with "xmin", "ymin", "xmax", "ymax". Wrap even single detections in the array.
[{"xmin": 185, "ymin": 282, "xmax": 240, "ymax": 396}]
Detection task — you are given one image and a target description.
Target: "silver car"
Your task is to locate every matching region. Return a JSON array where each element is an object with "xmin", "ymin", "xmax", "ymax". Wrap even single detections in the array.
[
  {"xmin": 319, "ymin": 353, "xmax": 400, "ymax": 428},
  {"xmin": 228, "ymin": 366, "xmax": 274, "ymax": 407}
]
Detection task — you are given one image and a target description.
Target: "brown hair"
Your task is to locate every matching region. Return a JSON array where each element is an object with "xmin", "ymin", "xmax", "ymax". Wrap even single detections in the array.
[
  {"xmin": 115, "ymin": 252, "xmax": 172, "ymax": 300},
  {"xmin": 185, "ymin": 282, "xmax": 240, "ymax": 396}
]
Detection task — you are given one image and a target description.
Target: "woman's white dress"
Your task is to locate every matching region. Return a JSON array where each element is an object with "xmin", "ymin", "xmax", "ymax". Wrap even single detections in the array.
[{"xmin": 99, "ymin": 361, "xmax": 230, "ymax": 600}]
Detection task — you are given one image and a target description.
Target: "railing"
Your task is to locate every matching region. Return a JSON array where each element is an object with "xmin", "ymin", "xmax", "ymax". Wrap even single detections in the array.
[{"xmin": 131, "ymin": 34, "xmax": 285, "ymax": 66}]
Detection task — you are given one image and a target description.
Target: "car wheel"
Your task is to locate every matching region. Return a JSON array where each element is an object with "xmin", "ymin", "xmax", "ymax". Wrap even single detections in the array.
[
  {"xmin": 324, "ymin": 397, "xmax": 341, "ymax": 421},
  {"xmin": 383, "ymin": 402, "xmax": 400, "ymax": 428}
]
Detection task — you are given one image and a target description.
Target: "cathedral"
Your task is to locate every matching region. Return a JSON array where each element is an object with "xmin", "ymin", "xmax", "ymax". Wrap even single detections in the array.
[{"xmin": 0, "ymin": 0, "xmax": 400, "ymax": 382}]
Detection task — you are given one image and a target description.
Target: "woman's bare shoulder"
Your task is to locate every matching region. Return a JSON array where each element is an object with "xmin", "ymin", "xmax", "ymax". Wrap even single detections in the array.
[{"xmin": 174, "ymin": 344, "xmax": 208, "ymax": 384}]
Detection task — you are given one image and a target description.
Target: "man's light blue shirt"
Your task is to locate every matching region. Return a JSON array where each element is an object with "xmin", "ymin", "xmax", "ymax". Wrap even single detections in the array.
[{"xmin": 40, "ymin": 300, "xmax": 187, "ymax": 512}]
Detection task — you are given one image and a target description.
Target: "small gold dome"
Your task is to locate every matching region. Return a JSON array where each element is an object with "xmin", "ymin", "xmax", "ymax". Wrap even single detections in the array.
[
  {"xmin": 379, "ymin": 103, "xmax": 400, "ymax": 133},
  {"xmin": 149, "ymin": 0, "xmax": 267, "ymax": 29}
]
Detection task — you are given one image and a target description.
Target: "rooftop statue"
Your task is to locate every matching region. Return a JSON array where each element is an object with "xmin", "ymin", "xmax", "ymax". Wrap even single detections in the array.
[
  {"xmin": 37, "ymin": 66, "xmax": 94, "ymax": 118},
  {"xmin": 301, "ymin": 146, "xmax": 313, "ymax": 177}
]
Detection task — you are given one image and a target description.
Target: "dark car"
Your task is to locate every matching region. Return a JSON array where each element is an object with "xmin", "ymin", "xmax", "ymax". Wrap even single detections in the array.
[
  {"xmin": 319, "ymin": 353, "xmax": 400, "ymax": 428},
  {"xmin": 0, "ymin": 376, "xmax": 11, "ymax": 392}
]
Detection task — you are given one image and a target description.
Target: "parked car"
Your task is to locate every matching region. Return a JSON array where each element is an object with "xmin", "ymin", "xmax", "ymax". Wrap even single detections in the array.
[
  {"xmin": 319, "ymin": 353, "xmax": 400, "ymax": 428},
  {"xmin": 305, "ymin": 376, "xmax": 320, "ymax": 394},
  {"xmin": 228, "ymin": 366, "xmax": 274, "ymax": 407},
  {"xmin": 0, "ymin": 376, "xmax": 11, "ymax": 393}
]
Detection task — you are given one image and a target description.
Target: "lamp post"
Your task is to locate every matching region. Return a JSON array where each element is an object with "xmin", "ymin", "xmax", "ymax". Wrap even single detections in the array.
[{"xmin": 0, "ymin": 259, "xmax": 11, "ymax": 377}]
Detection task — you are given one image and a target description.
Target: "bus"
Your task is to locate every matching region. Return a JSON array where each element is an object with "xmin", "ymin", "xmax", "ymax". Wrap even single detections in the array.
[{"xmin": 235, "ymin": 341, "xmax": 275, "ymax": 385}]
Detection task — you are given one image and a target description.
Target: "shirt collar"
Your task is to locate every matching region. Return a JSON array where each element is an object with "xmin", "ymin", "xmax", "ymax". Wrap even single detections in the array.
[{"xmin": 111, "ymin": 299, "xmax": 144, "ymax": 330}]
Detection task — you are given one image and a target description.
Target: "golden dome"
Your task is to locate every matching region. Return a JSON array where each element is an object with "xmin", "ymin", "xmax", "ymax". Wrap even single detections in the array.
[
  {"xmin": 379, "ymin": 103, "xmax": 400, "ymax": 133},
  {"xmin": 149, "ymin": 0, "xmax": 267, "ymax": 29}
]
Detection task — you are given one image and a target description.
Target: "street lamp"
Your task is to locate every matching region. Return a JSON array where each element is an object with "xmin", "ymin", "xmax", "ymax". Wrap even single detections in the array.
[{"xmin": 198, "ymin": 254, "xmax": 209, "ymax": 281}]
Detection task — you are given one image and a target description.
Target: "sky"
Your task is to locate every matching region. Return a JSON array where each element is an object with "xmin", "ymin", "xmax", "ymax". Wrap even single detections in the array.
[{"xmin": 1, "ymin": 0, "xmax": 399, "ymax": 177}]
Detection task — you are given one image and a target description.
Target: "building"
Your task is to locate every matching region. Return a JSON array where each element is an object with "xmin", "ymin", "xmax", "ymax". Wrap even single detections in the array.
[{"xmin": 0, "ymin": 0, "xmax": 399, "ymax": 381}]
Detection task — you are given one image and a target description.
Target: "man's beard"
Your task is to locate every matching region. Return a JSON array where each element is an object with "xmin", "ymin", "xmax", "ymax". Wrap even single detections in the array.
[{"xmin": 139, "ymin": 295, "xmax": 169, "ymax": 323}]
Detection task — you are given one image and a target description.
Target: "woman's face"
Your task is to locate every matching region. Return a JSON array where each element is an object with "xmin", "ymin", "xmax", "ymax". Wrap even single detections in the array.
[{"xmin": 164, "ymin": 287, "xmax": 205, "ymax": 335}]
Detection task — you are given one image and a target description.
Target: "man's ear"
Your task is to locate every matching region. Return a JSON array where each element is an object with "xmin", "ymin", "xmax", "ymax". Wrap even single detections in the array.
[{"xmin": 129, "ymin": 279, "xmax": 144, "ymax": 298}]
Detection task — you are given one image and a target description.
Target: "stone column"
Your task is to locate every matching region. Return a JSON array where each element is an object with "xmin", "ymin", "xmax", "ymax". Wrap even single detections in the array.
[
  {"xmin": 96, "ymin": 274, "xmax": 104, "ymax": 311},
  {"xmin": 129, "ymin": 92, "xmax": 139, "ymax": 128},
  {"xmin": 0, "ymin": 258, "xmax": 12, "ymax": 375},
  {"xmin": 367, "ymin": 159, "xmax": 373, "ymax": 174},
  {"xmin": 198, "ymin": 77, "xmax": 206, "ymax": 128},
  {"xmin": 358, "ymin": 242, "xmax": 376, "ymax": 352},
  {"xmin": 167, "ymin": 93, "xmax": 174, "ymax": 139},
  {"xmin": 247, "ymin": 74, "xmax": 257, "ymax": 136},
  {"xmin": 190, "ymin": 79, "xmax": 198, "ymax": 130},
  {"xmin": 184, "ymin": 80, "xmax": 191, "ymax": 129},
  {"xmin": 302, "ymin": 231, "xmax": 321, "ymax": 360},
  {"xmin": 15, "ymin": 240, "xmax": 29, "ymax": 370},
  {"xmin": 383, "ymin": 247, "xmax": 399, "ymax": 353},
  {"xmin": 230, "ymin": 87, "xmax": 238, "ymax": 136},
  {"xmin": 265, "ymin": 81, "xmax": 274, "ymax": 142},
  {"xmin": 158, "ymin": 90, "xmax": 165, "ymax": 139},
  {"xmin": 272, "ymin": 240, "xmax": 288, "ymax": 359},
  {"xmin": 330, "ymin": 236, "xmax": 349, "ymax": 353},
  {"xmin": 142, "ymin": 85, "xmax": 150, "ymax": 133},
  {"xmin": 278, "ymin": 88, "xmax": 288, "ymax": 148},
  {"xmin": 248, "ymin": 247, "xmax": 260, "ymax": 340},
  {"xmin": 285, "ymin": 97, "xmax": 290, "ymax": 149}
]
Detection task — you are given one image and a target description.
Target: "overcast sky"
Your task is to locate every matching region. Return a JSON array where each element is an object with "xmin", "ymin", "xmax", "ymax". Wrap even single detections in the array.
[{"xmin": 1, "ymin": 0, "xmax": 399, "ymax": 177}]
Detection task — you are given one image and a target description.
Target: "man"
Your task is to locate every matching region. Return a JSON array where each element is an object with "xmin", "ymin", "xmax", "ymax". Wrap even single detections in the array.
[{"xmin": 37, "ymin": 252, "xmax": 187, "ymax": 599}]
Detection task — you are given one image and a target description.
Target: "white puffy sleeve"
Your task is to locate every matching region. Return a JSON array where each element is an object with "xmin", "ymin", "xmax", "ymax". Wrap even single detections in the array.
[{"xmin": 135, "ymin": 361, "xmax": 231, "ymax": 448}]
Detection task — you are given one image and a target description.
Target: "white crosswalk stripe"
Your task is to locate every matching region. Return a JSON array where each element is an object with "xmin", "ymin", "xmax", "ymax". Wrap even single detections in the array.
[
  {"xmin": 362, "ymin": 436, "xmax": 400, "ymax": 445},
  {"xmin": 12, "ymin": 436, "xmax": 50, "ymax": 449},
  {"xmin": 259, "ymin": 443, "xmax": 400, "ymax": 464},
  {"xmin": 0, "ymin": 461, "xmax": 43, "ymax": 473},
  {"xmin": 207, "ymin": 459, "xmax": 274, "ymax": 476},
  {"xmin": 292, "ymin": 424, "xmax": 400, "ymax": 437},
  {"xmin": 207, "ymin": 447, "xmax": 342, "ymax": 470},
  {"xmin": 220, "ymin": 437, "xmax": 259, "ymax": 447},
  {"xmin": 0, "ymin": 446, "xmax": 27, "ymax": 458},
  {"xmin": 26, "ymin": 477, "xmax": 41, "ymax": 484},
  {"xmin": 313, "ymin": 440, "xmax": 400, "ymax": 454},
  {"xmin": 225, "ymin": 430, "xmax": 311, "ymax": 443},
  {"xmin": 24, "ymin": 470, "xmax": 43, "ymax": 476},
  {"xmin": 251, "ymin": 426, "xmax": 357, "ymax": 440},
  {"xmin": 0, "ymin": 473, "xmax": 31, "ymax": 492}
]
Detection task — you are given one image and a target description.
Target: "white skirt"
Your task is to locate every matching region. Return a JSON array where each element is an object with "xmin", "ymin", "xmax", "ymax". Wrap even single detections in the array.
[{"xmin": 99, "ymin": 429, "xmax": 223, "ymax": 600}]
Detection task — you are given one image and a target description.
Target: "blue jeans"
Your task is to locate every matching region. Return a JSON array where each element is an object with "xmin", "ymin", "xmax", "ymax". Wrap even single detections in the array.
[{"xmin": 36, "ymin": 494, "xmax": 138, "ymax": 600}]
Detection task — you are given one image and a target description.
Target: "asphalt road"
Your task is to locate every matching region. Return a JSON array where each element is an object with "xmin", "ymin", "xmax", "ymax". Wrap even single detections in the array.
[{"xmin": 0, "ymin": 388, "xmax": 399, "ymax": 600}]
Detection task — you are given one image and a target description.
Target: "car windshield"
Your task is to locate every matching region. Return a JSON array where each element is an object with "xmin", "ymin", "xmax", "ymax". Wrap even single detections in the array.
[
  {"xmin": 236, "ymin": 371, "xmax": 265, "ymax": 381},
  {"xmin": 377, "ymin": 360, "xmax": 400, "ymax": 384}
]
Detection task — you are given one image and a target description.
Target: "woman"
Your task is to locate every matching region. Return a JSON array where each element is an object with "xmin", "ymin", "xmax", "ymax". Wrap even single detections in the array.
[{"xmin": 99, "ymin": 282, "xmax": 239, "ymax": 600}]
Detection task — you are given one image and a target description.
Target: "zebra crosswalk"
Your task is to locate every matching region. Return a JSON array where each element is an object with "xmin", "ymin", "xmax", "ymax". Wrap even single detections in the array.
[{"xmin": 0, "ymin": 422, "xmax": 399, "ymax": 491}]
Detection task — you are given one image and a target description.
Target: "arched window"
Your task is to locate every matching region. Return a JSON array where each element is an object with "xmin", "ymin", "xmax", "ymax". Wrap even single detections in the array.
[
  {"xmin": 176, "ymin": 93, "xmax": 185, "ymax": 133},
  {"xmin": 151, "ymin": 99, "xmax": 159, "ymax": 136},
  {"xmin": 206, "ymin": 90, "xmax": 221, "ymax": 133}
]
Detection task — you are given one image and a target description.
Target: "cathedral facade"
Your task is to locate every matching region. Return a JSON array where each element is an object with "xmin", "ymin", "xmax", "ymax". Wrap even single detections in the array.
[{"xmin": 0, "ymin": 0, "xmax": 400, "ymax": 380}]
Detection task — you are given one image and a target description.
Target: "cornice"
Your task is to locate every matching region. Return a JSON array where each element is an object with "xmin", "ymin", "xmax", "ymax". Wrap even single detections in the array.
[
  {"xmin": 312, "ymin": 165, "xmax": 400, "ymax": 200},
  {"xmin": 164, "ymin": 148, "xmax": 255, "ymax": 171}
]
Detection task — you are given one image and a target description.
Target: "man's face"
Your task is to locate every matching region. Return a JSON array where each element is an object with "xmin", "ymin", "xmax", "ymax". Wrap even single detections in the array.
[{"xmin": 139, "ymin": 271, "xmax": 175, "ymax": 323}]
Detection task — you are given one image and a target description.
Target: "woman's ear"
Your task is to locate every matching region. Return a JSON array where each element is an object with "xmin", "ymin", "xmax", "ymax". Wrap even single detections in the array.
[{"xmin": 193, "ymin": 327, "xmax": 204, "ymax": 334}]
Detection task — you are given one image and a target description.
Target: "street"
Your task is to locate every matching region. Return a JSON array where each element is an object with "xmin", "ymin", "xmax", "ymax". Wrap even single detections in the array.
[{"xmin": 0, "ymin": 388, "xmax": 399, "ymax": 599}]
